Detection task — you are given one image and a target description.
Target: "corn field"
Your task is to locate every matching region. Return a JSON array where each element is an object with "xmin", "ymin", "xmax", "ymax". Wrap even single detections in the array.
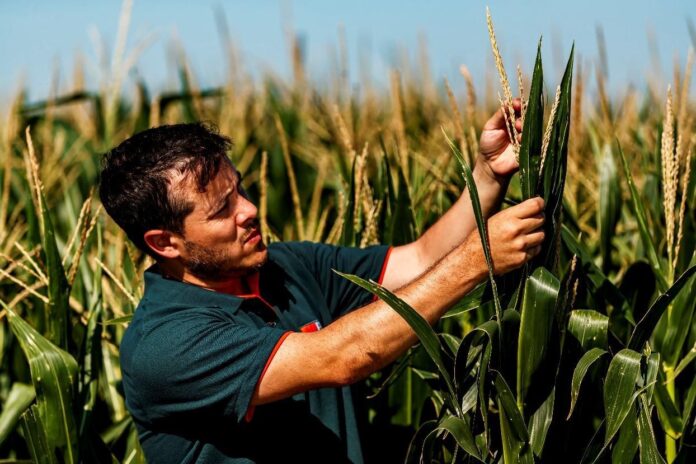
[{"xmin": 1, "ymin": 6, "xmax": 696, "ymax": 463}]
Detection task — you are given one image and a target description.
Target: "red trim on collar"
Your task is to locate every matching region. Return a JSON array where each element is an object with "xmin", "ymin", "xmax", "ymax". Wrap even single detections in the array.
[
  {"xmin": 372, "ymin": 246, "xmax": 393, "ymax": 302},
  {"xmin": 245, "ymin": 330, "xmax": 292, "ymax": 423},
  {"xmin": 233, "ymin": 273, "xmax": 274, "ymax": 311}
]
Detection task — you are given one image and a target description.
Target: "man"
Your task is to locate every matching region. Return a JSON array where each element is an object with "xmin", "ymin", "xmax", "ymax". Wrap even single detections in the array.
[{"xmin": 99, "ymin": 100, "xmax": 545, "ymax": 463}]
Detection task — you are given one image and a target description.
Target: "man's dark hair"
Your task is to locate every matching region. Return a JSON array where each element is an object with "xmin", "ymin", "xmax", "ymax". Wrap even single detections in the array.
[{"xmin": 99, "ymin": 123, "xmax": 232, "ymax": 257}]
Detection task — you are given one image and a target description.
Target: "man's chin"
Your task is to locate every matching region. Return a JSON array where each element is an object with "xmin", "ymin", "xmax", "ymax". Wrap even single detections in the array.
[{"xmin": 183, "ymin": 249, "xmax": 269, "ymax": 282}]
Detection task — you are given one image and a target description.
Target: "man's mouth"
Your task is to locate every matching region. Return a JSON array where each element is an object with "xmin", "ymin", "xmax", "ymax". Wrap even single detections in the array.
[{"xmin": 244, "ymin": 228, "xmax": 261, "ymax": 243}]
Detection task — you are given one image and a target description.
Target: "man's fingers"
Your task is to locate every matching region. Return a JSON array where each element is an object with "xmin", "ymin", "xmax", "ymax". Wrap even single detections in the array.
[
  {"xmin": 482, "ymin": 107, "xmax": 507, "ymax": 131},
  {"xmin": 520, "ymin": 214, "xmax": 545, "ymax": 233},
  {"xmin": 483, "ymin": 99, "xmax": 523, "ymax": 131},
  {"xmin": 525, "ymin": 230, "xmax": 546, "ymax": 248},
  {"xmin": 513, "ymin": 197, "xmax": 545, "ymax": 218},
  {"xmin": 525, "ymin": 245, "xmax": 542, "ymax": 260}
]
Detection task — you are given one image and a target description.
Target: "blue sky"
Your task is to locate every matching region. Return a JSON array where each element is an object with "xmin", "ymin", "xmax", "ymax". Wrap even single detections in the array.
[{"xmin": 1, "ymin": 0, "xmax": 694, "ymax": 103}]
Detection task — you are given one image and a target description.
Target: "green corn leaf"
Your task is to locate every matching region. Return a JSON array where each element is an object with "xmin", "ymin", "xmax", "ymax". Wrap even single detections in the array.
[
  {"xmin": 682, "ymin": 373, "xmax": 696, "ymax": 436},
  {"xmin": 517, "ymin": 266, "xmax": 559, "ymax": 409},
  {"xmin": 386, "ymin": 164, "xmax": 416, "ymax": 246},
  {"xmin": 404, "ymin": 420, "xmax": 438, "ymax": 464},
  {"xmin": 494, "ymin": 372, "xmax": 530, "ymax": 443},
  {"xmin": 611, "ymin": 406, "xmax": 639, "ymax": 464},
  {"xmin": 654, "ymin": 253, "xmax": 696, "ymax": 367},
  {"xmin": 461, "ymin": 381, "xmax": 479, "ymax": 415},
  {"xmin": 411, "ymin": 368, "xmax": 439, "ymax": 382},
  {"xmin": 443, "ymin": 129, "xmax": 503, "ymax": 334},
  {"xmin": 39, "ymin": 187, "xmax": 71, "ymax": 350},
  {"xmin": 442, "ymin": 282, "xmax": 487, "ymax": 318},
  {"xmin": 495, "ymin": 372, "xmax": 533, "ymax": 463},
  {"xmin": 440, "ymin": 333, "xmax": 461, "ymax": 358},
  {"xmin": 0, "ymin": 382, "xmax": 36, "ymax": 445},
  {"xmin": 561, "ymin": 226, "xmax": 630, "ymax": 314},
  {"xmin": 567, "ymin": 348, "xmax": 607, "ymax": 419},
  {"xmin": 597, "ymin": 144, "xmax": 621, "ymax": 273},
  {"xmin": 568, "ymin": 310, "xmax": 609, "ymax": 350},
  {"xmin": 335, "ymin": 272, "xmax": 460, "ymax": 415},
  {"xmin": 666, "ymin": 343, "xmax": 696, "ymax": 384},
  {"xmin": 529, "ymin": 387, "xmax": 555, "ymax": 456},
  {"xmin": 643, "ymin": 353, "xmax": 661, "ymax": 405},
  {"xmin": 20, "ymin": 405, "xmax": 57, "ymax": 464},
  {"xmin": 454, "ymin": 319, "xmax": 498, "ymax": 394},
  {"xmin": 18, "ymin": 175, "xmax": 42, "ymax": 253},
  {"xmin": 457, "ymin": 319, "xmax": 498, "ymax": 441},
  {"xmin": 604, "ymin": 348, "xmax": 642, "ymax": 444},
  {"xmin": 537, "ymin": 45, "xmax": 574, "ymax": 271},
  {"xmin": 79, "ymin": 297, "xmax": 104, "ymax": 440},
  {"xmin": 617, "ymin": 140, "xmax": 667, "ymax": 291},
  {"xmin": 102, "ymin": 315, "xmax": 134, "ymax": 326},
  {"xmin": 435, "ymin": 415, "xmax": 482, "ymax": 461},
  {"xmin": 340, "ymin": 155, "xmax": 358, "ymax": 246},
  {"xmin": 637, "ymin": 397, "xmax": 666, "ymax": 464},
  {"xmin": 653, "ymin": 379, "xmax": 683, "ymax": 437},
  {"xmin": 453, "ymin": 319, "xmax": 498, "ymax": 441},
  {"xmin": 6, "ymin": 307, "xmax": 78, "ymax": 463},
  {"xmin": 518, "ymin": 38, "xmax": 544, "ymax": 200},
  {"xmin": 628, "ymin": 264, "xmax": 696, "ymax": 351}
]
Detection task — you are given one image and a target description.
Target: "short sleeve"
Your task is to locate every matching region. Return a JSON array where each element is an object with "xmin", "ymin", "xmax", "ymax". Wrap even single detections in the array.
[
  {"xmin": 127, "ymin": 309, "xmax": 289, "ymax": 425},
  {"xmin": 289, "ymin": 242, "xmax": 391, "ymax": 319}
]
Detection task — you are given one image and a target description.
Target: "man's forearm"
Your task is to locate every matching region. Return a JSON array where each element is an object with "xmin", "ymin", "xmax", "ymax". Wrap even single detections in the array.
[{"xmin": 326, "ymin": 238, "xmax": 487, "ymax": 383}]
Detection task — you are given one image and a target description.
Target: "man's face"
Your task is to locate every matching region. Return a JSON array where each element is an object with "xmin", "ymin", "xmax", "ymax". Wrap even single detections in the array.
[{"xmin": 175, "ymin": 162, "xmax": 267, "ymax": 281}]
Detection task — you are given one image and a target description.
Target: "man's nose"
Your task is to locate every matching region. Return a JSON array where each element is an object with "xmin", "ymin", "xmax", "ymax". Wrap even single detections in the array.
[{"xmin": 236, "ymin": 194, "xmax": 258, "ymax": 227}]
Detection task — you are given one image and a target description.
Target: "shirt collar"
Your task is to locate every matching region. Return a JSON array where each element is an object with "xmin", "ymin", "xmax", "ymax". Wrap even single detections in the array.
[{"xmin": 143, "ymin": 265, "xmax": 247, "ymax": 310}]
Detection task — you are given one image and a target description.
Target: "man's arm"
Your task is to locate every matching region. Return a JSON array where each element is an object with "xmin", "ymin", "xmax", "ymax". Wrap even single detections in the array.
[
  {"xmin": 382, "ymin": 100, "xmax": 523, "ymax": 292},
  {"xmin": 251, "ymin": 197, "xmax": 545, "ymax": 405}
]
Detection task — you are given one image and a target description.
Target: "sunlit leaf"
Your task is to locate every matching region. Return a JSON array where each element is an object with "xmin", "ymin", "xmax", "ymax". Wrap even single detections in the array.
[
  {"xmin": 518, "ymin": 39, "xmax": 544, "ymax": 200},
  {"xmin": 0, "ymin": 382, "xmax": 35, "ymax": 445},
  {"xmin": 637, "ymin": 397, "xmax": 666, "ymax": 464},
  {"xmin": 6, "ymin": 307, "xmax": 78, "ymax": 463},
  {"xmin": 567, "ymin": 348, "xmax": 607, "ymax": 419},
  {"xmin": 435, "ymin": 415, "xmax": 482, "ymax": 461},
  {"xmin": 617, "ymin": 140, "xmax": 667, "ymax": 290},
  {"xmin": 604, "ymin": 349, "xmax": 642, "ymax": 444},
  {"xmin": 517, "ymin": 266, "xmax": 559, "ymax": 410},
  {"xmin": 597, "ymin": 144, "xmax": 621, "ymax": 272},
  {"xmin": 568, "ymin": 310, "xmax": 609, "ymax": 350},
  {"xmin": 20, "ymin": 405, "xmax": 56, "ymax": 464}
]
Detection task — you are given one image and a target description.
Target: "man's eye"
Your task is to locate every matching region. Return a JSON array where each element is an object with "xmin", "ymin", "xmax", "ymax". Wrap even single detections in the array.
[{"xmin": 215, "ymin": 201, "xmax": 230, "ymax": 217}]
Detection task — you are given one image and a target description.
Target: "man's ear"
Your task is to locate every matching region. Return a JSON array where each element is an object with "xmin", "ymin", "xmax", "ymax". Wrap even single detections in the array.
[{"xmin": 143, "ymin": 230, "xmax": 182, "ymax": 260}]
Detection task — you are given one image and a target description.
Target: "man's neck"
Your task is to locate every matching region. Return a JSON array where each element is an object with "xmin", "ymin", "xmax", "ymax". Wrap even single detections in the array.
[{"xmin": 158, "ymin": 263, "xmax": 261, "ymax": 296}]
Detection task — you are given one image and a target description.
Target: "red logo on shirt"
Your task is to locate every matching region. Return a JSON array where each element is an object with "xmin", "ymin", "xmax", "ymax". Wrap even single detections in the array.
[{"xmin": 300, "ymin": 320, "xmax": 322, "ymax": 333}]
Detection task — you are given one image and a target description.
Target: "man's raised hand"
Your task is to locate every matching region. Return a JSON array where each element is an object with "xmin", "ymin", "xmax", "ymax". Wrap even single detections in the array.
[{"xmin": 477, "ymin": 98, "xmax": 523, "ymax": 182}]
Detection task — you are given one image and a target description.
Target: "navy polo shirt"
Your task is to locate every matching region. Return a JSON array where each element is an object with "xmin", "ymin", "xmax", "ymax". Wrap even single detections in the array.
[{"xmin": 119, "ymin": 241, "xmax": 391, "ymax": 463}]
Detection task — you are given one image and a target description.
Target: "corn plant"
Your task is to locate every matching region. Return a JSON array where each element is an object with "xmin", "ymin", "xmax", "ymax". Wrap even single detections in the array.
[{"xmin": 340, "ymin": 25, "xmax": 696, "ymax": 463}]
